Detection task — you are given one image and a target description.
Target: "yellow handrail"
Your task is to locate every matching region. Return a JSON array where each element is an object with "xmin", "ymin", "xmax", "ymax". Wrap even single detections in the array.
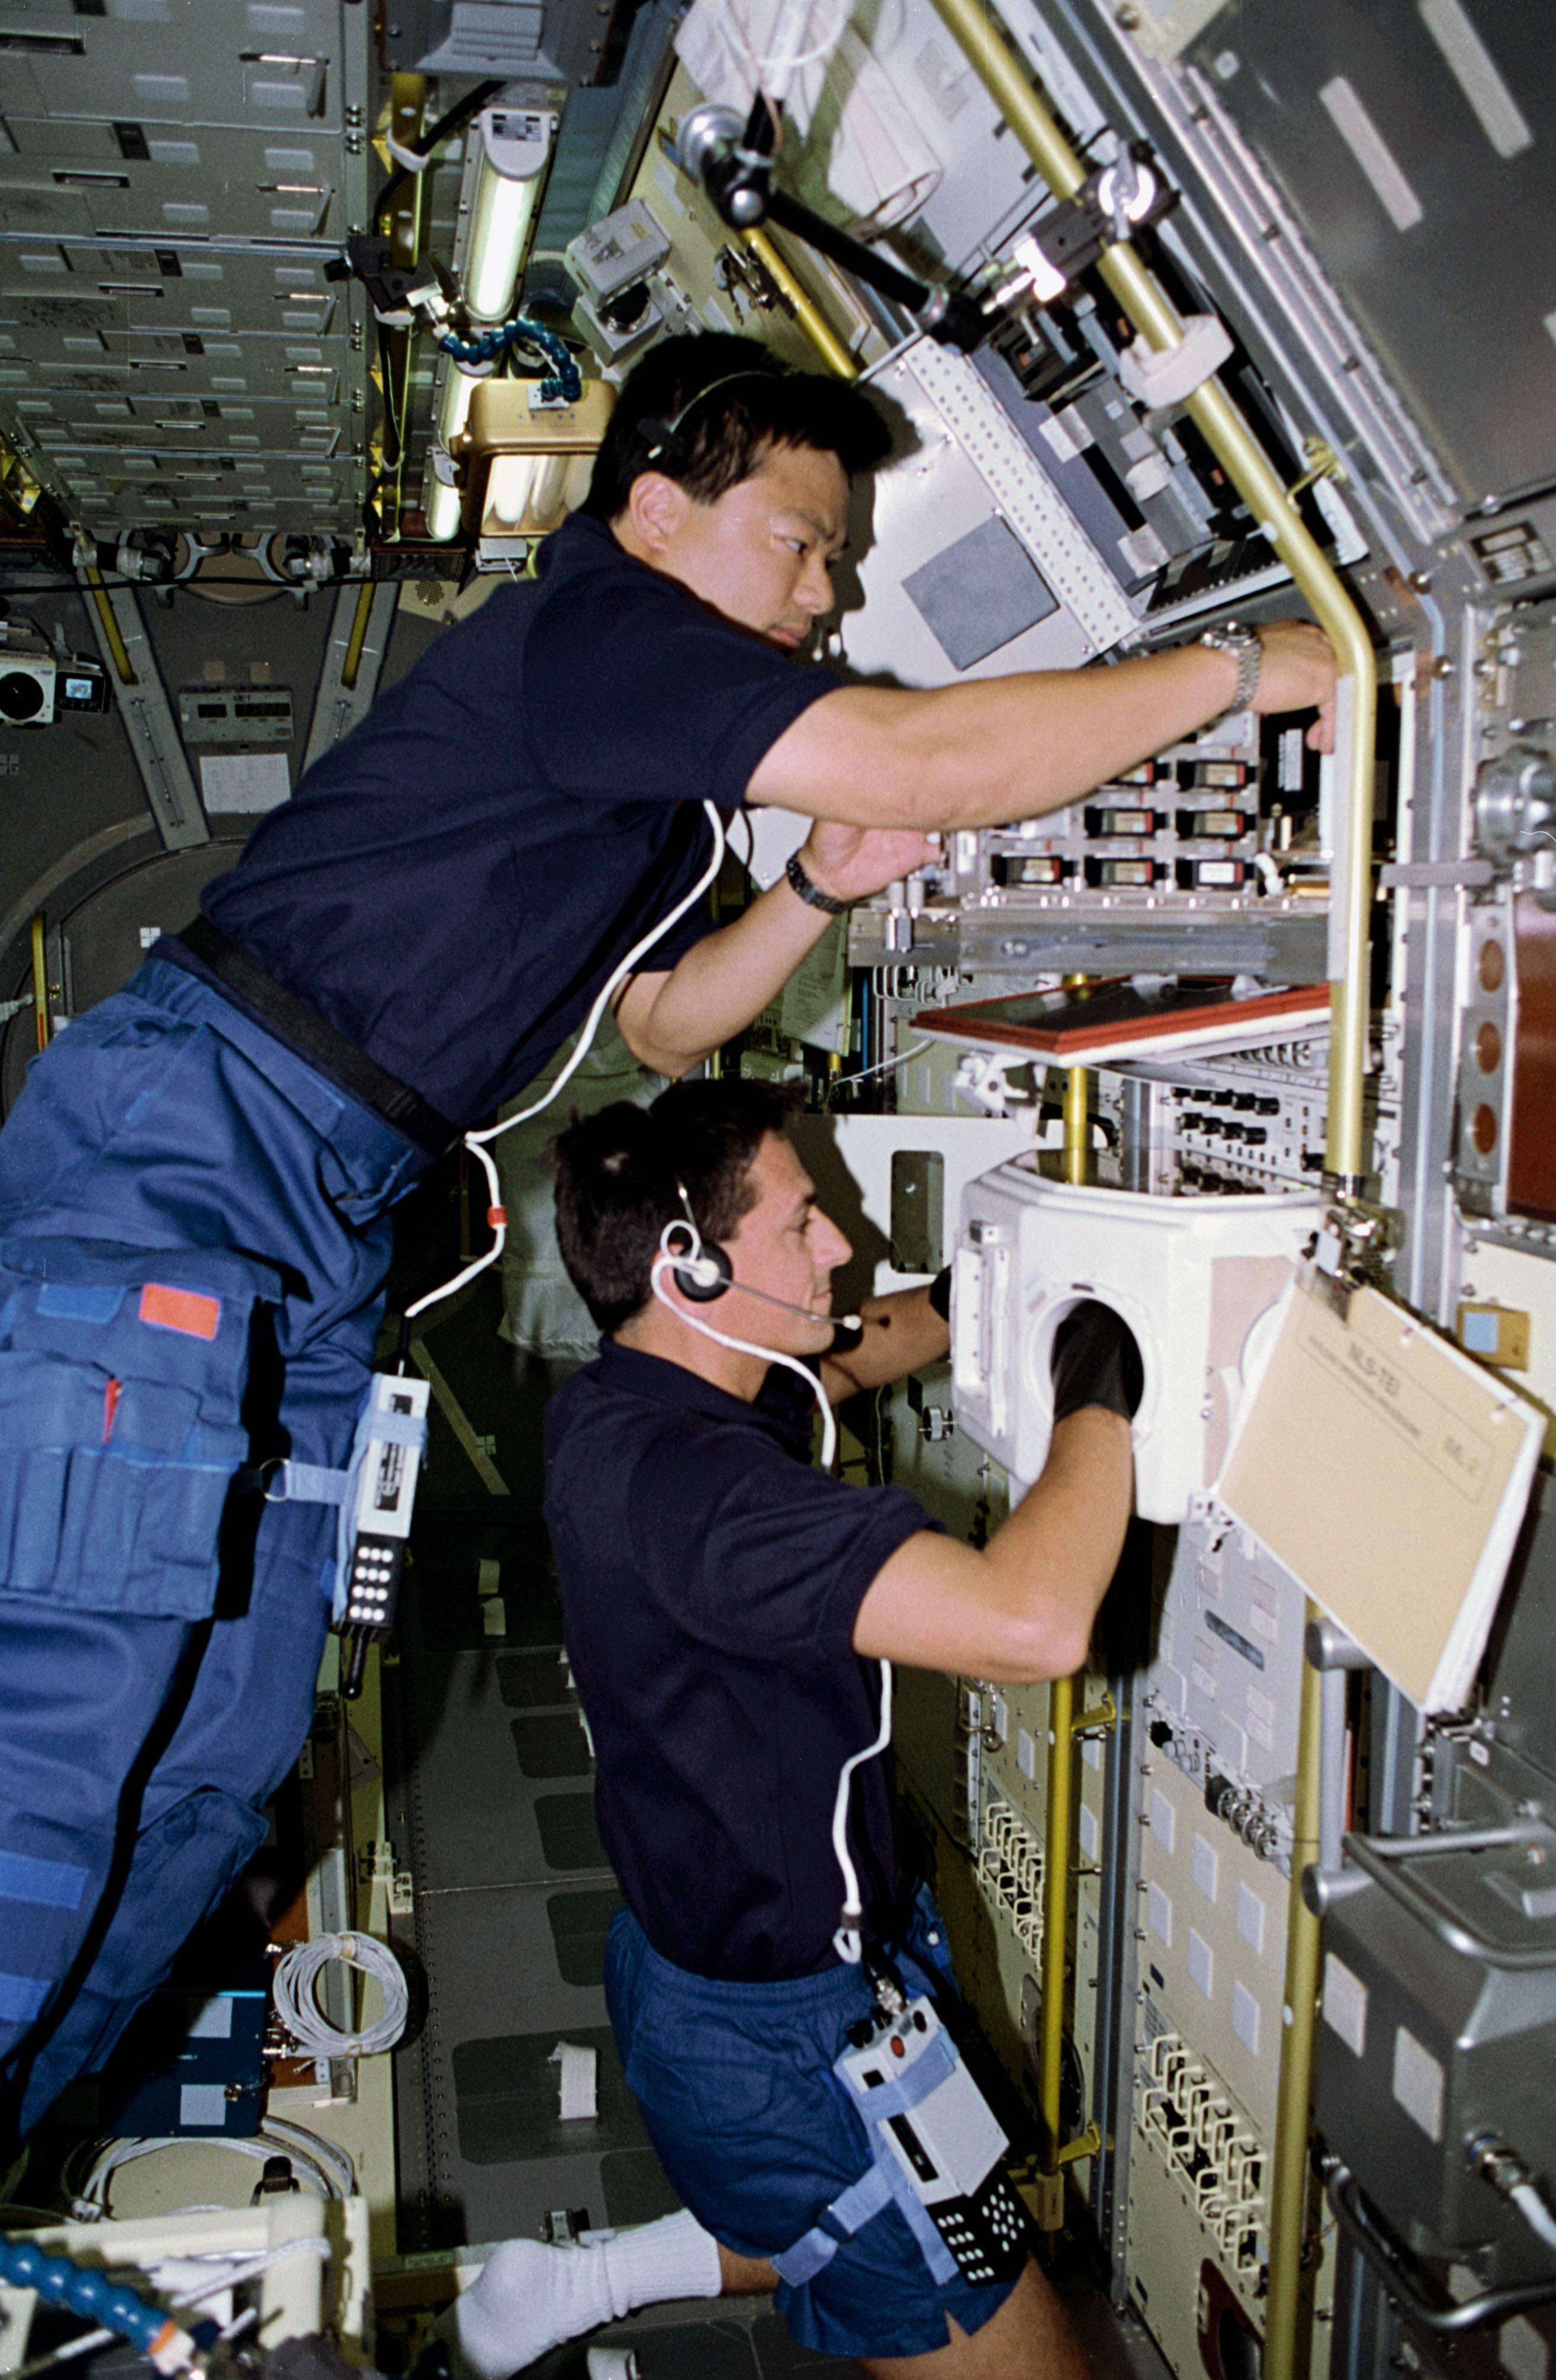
[
  {"xmin": 741, "ymin": 226, "xmax": 859, "ymax": 380},
  {"xmin": 1039, "ymin": 1669, "xmax": 1075, "ymax": 2201},
  {"xmin": 30, "ymin": 911, "xmax": 49, "ymax": 1053},
  {"xmin": 1264, "ymin": 1613, "xmax": 1324, "ymax": 2373}
]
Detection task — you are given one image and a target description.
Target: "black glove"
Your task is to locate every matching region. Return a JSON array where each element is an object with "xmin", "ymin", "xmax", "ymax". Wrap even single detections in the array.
[{"xmin": 1050, "ymin": 1300, "xmax": 1143, "ymax": 1424}]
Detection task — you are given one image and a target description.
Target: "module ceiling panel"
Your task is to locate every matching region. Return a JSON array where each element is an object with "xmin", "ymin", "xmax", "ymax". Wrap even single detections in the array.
[
  {"xmin": 0, "ymin": 0, "xmax": 374, "ymax": 539},
  {"xmin": 1184, "ymin": 0, "xmax": 1556, "ymax": 508}
]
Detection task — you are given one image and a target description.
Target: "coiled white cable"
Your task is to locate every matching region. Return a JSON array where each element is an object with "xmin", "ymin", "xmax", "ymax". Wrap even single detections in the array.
[
  {"xmin": 648, "ymin": 1248, "xmax": 892, "ymax": 1963},
  {"xmin": 404, "ymin": 800, "xmax": 727, "ymax": 1323},
  {"xmin": 261, "ymin": 2114, "xmax": 359, "ymax": 2198},
  {"xmin": 74, "ymin": 2120, "xmax": 355, "ymax": 2220},
  {"xmin": 272, "ymin": 1931, "xmax": 409, "ymax": 2060}
]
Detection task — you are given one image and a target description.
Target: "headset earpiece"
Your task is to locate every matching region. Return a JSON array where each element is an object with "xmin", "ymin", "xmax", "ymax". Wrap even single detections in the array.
[
  {"xmin": 662, "ymin": 1178, "xmax": 732, "ymax": 1301},
  {"xmin": 639, "ymin": 371, "xmax": 783, "ymax": 471},
  {"xmin": 673, "ymin": 1234, "xmax": 733, "ymax": 1302}
]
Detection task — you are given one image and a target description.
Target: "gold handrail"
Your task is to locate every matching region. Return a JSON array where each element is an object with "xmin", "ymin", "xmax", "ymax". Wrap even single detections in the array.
[
  {"xmin": 1264, "ymin": 1612, "xmax": 1324, "ymax": 2370},
  {"xmin": 30, "ymin": 911, "xmax": 49, "ymax": 1053},
  {"xmin": 740, "ymin": 226, "xmax": 859, "ymax": 380},
  {"xmin": 1037, "ymin": 1669, "xmax": 1075, "ymax": 2207}
]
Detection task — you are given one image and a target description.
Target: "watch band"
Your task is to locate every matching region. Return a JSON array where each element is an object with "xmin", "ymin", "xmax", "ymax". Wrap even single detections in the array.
[
  {"xmin": 1198, "ymin": 621, "xmax": 1262, "ymax": 714},
  {"xmin": 785, "ymin": 850, "xmax": 851, "ymax": 915}
]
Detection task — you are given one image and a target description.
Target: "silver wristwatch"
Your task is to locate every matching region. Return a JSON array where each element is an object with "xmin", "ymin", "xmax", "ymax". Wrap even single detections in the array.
[{"xmin": 1198, "ymin": 621, "xmax": 1262, "ymax": 714}]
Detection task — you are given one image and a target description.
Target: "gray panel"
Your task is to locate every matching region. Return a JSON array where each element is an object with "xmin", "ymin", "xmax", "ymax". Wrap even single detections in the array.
[
  {"xmin": 1483, "ymin": 1464, "xmax": 1556, "ymax": 1784},
  {"xmin": 5, "ymin": 31, "xmax": 343, "ymax": 132},
  {"xmin": 1185, "ymin": 0, "xmax": 1556, "ymax": 500},
  {"xmin": 0, "ymin": 131, "xmax": 342, "ymax": 240},
  {"xmin": 511, "ymin": 1713, "xmax": 593, "ymax": 1778},
  {"xmin": 452, "ymin": 2024, "xmax": 648, "ymax": 2166},
  {"xmin": 902, "ymin": 514, "xmax": 1060, "ymax": 673}
]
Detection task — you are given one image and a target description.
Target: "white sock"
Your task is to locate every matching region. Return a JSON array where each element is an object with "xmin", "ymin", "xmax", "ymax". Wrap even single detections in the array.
[{"xmin": 446, "ymin": 2211, "xmax": 723, "ymax": 2377}]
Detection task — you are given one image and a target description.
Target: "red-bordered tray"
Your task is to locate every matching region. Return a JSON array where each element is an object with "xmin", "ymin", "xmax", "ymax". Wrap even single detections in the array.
[{"xmin": 912, "ymin": 977, "xmax": 1330, "ymax": 1064}]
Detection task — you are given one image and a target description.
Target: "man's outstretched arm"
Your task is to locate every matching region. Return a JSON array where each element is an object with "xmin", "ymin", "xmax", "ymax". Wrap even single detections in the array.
[
  {"xmin": 851, "ymin": 1409, "xmax": 1133, "ymax": 1684},
  {"xmin": 750, "ymin": 620, "xmax": 1337, "ymax": 834},
  {"xmin": 852, "ymin": 1304, "xmax": 1140, "ymax": 1683},
  {"xmin": 818, "ymin": 1281, "xmax": 949, "ymax": 1404},
  {"xmin": 613, "ymin": 816, "xmax": 934, "ymax": 1076}
]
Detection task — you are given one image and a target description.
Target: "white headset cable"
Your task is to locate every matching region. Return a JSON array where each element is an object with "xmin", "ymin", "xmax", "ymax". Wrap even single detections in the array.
[
  {"xmin": 649, "ymin": 1244, "xmax": 892, "ymax": 1963},
  {"xmin": 405, "ymin": 800, "xmax": 727, "ymax": 1323}
]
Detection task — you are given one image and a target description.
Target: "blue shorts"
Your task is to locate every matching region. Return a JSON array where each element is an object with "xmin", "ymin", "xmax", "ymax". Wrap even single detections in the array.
[{"xmin": 605, "ymin": 1895, "xmax": 1021, "ymax": 2360}]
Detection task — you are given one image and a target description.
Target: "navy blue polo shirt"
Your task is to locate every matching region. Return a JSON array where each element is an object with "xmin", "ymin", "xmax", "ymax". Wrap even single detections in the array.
[
  {"xmin": 200, "ymin": 513, "xmax": 840, "ymax": 1129},
  {"xmin": 543, "ymin": 1339, "xmax": 935, "ymax": 1982}
]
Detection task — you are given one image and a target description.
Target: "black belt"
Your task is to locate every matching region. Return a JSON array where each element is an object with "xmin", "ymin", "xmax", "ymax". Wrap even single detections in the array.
[{"xmin": 169, "ymin": 917, "xmax": 459, "ymax": 1162}]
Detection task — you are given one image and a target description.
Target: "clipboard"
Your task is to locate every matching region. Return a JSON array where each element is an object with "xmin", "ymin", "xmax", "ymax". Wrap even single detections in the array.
[{"xmin": 1216, "ymin": 1269, "xmax": 1544, "ymax": 1712}]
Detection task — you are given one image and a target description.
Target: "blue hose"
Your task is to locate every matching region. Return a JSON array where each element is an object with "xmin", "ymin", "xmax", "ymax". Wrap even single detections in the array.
[
  {"xmin": 0, "ymin": 2233, "xmax": 187, "ymax": 2362},
  {"xmin": 437, "ymin": 317, "xmax": 581, "ymax": 404}
]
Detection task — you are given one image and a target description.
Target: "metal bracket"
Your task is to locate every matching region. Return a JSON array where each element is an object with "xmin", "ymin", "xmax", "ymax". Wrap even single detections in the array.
[
  {"xmin": 1020, "ymin": 2167, "xmax": 1066, "ymax": 2231},
  {"xmin": 1307, "ymin": 1197, "xmax": 1402, "ymax": 1313},
  {"xmin": 1324, "ymin": 2162, "xmax": 1556, "ymax": 2334},
  {"xmin": 303, "ymin": 580, "xmax": 400, "ymax": 769},
  {"xmin": 1287, "ymin": 436, "xmax": 1348, "ymax": 501},
  {"xmin": 1072, "ymin": 1692, "xmax": 1117, "ymax": 1739},
  {"xmin": 77, "ymin": 569, "xmax": 208, "ymax": 851}
]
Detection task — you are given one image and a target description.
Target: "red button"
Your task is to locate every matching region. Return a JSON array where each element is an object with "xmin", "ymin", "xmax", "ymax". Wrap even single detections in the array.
[{"xmin": 890, "ymin": 2037, "xmax": 905, "ymax": 2057}]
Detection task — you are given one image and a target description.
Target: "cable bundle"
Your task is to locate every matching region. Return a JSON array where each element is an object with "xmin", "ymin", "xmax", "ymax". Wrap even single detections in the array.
[
  {"xmin": 73, "ymin": 2118, "xmax": 357, "ymax": 2220},
  {"xmin": 271, "ymin": 1932, "xmax": 409, "ymax": 2062}
]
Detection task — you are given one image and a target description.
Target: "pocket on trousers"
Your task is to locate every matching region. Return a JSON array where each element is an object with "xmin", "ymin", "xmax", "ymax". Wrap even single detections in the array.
[{"xmin": 0, "ymin": 1240, "xmax": 277, "ymax": 1620}]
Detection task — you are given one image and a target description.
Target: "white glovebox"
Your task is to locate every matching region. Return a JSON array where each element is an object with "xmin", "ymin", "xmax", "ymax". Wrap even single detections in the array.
[{"xmin": 951, "ymin": 1163, "xmax": 1322, "ymax": 1522}]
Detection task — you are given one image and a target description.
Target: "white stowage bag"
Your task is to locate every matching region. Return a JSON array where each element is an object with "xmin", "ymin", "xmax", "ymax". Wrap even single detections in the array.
[{"xmin": 675, "ymin": 0, "xmax": 943, "ymax": 234}]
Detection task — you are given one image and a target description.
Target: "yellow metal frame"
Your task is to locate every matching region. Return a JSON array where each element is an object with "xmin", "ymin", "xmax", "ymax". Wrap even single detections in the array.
[
  {"xmin": 340, "ymin": 581, "xmax": 378, "ymax": 694},
  {"xmin": 374, "ymin": 75, "xmax": 430, "ymax": 535},
  {"xmin": 81, "ymin": 567, "xmax": 136, "ymax": 687},
  {"xmin": 1264, "ymin": 1607, "xmax": 1324, "ymax": 2373},
  {"xmin": 30, "ymin": 912, "xmax": 49, "ymax": 1054},
  {"xmin": 740, "ymin": 227, "xmax": 860, "ymax": 380}
]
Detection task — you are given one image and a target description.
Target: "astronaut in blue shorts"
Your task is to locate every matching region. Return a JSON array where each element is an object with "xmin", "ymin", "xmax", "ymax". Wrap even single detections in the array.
[{"xmin": 439, "ymin": 1075, "xmax": 1143, "ymax": 2376}]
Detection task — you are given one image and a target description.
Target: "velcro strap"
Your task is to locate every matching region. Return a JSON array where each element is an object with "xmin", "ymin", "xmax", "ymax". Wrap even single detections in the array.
[
  {"xmin": 771, "ymin": 2163, "xmax": 893, "ymax": 2287},
  {"xmin": 834, "ymin": 2027, "xmax": 958, "ymax": 2126},
  {"xmin": 877, "ymin": 2155, "xmax": 961, "ymax": 2286},
  {"xmin": 368, "ymin": 1410, "xmax": 427, "ymax": 1450},
  {"xmin": 272, "ymin": 1459, "xmax": 351, "ymax": 1507},
  {"xmin": 270, "ymin": 1404, "xmax": 424, "ymax": 1506}
]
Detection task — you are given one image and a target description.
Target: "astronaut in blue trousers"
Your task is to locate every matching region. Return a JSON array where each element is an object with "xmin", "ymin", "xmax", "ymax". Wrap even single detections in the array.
[
  {"xmin": 0, "ymin": 315, "xmax": 1334, "ymax": 2145},
  {"xmin": 0, "ymin": 333, "xmax": 935, "ymax": 2145}
]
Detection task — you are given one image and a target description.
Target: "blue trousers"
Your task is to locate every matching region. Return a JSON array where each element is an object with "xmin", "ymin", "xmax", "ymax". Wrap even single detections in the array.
[{"xmin": 0, "ymin": 956, "xmax": 423, "ymax": 2139}]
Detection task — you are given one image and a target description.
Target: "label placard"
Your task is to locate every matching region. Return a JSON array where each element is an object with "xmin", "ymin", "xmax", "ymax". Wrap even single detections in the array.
[{"xmin": 1218, "ymin": 1275, "xmax": 1542, "ymax": 1710}]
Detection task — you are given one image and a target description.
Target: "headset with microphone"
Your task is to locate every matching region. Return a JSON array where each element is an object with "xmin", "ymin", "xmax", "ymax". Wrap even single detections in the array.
[
  {"xmin": 648, "ymin": 1171, "xmax": 886, "ymax": 1965},
  {"xmin": 639, "ymin": 369, "xmax": 790, "ymax": 467},
  {"xmin": 660, "ymin": 1178, "xmax": 860, "ymax": 1330}
]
